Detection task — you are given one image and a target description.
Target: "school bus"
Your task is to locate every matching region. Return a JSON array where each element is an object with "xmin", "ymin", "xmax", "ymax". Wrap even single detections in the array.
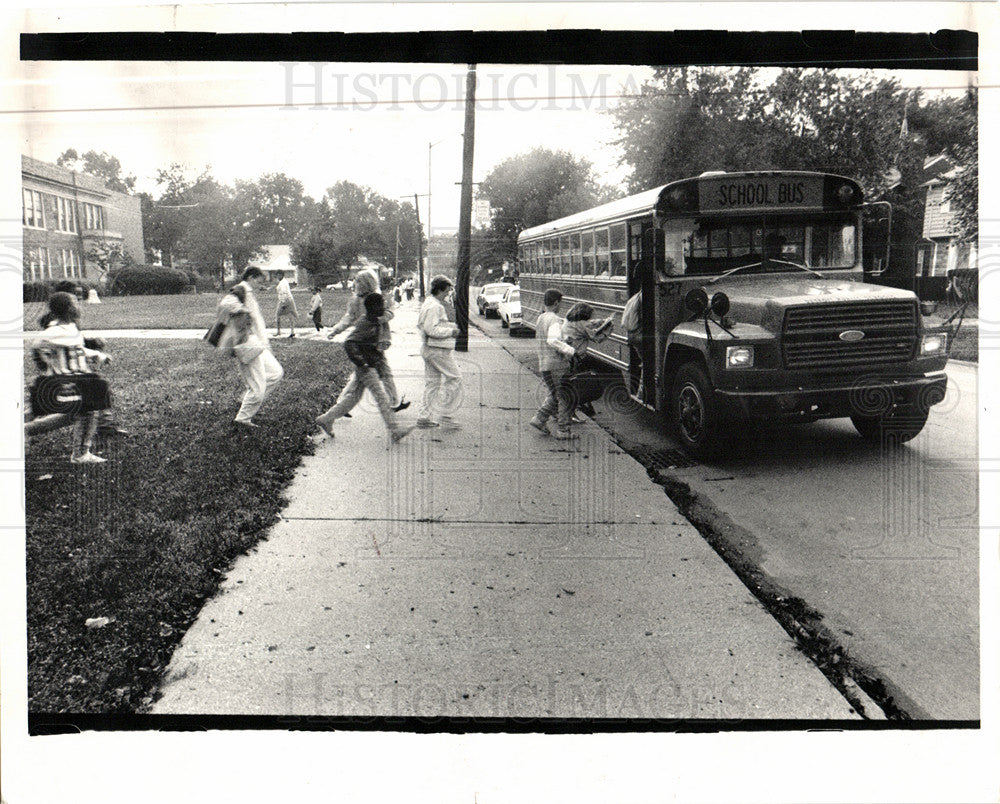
[{"xmin": 516, "ymin": 170, "xmax": 951, "ymax": 457}]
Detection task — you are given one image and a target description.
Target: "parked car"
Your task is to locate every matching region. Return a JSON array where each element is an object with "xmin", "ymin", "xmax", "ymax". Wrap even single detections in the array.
[
  {"xmin": 476, "ymin": 282, "xmax": 515, "ymax": 318},
  {"xmin": 497, "ymin": 286, "xmax": 522, "ymax": 332}
]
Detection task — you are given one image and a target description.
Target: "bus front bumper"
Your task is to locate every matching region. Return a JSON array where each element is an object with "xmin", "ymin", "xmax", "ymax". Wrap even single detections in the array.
[{"xmin": 714, "ymin": 372, "xmax": 948, "ymax": 421}]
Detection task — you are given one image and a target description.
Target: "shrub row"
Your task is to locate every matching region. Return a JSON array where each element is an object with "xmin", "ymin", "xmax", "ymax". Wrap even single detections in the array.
[
  {"xmin": 106, "ymin": 266, "xmax": 193, "ymax": 296},
  {"xmin": 23, "ymin": 278, "xmax": 101, "ymax": 303}
]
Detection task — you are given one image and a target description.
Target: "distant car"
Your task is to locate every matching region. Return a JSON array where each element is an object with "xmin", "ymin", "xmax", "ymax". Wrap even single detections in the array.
[
  {"xmin": 497, "ymin": 286, "xmax": 522, "ymax": 332},
  {"xmin": 476, "ymin": 282, "xmax": 515, "ymax": 318}
]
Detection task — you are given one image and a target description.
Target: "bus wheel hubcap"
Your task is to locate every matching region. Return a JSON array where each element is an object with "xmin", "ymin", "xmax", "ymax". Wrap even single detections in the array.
[{"xmin": 678, "ymin": 384, "xmax": 704, "ymax": 440}]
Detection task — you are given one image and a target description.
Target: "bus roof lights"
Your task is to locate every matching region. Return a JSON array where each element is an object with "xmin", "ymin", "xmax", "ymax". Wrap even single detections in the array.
[
  {"xmin": 837, "ymin": 184, "xmax": 856, "ymax": 205},
  {"xmin": 710, "ymin": 292, "xmax": 731, "ymax": 317},
  {"xmin": 665, "ymin": 185, "xmax": 696, "ymax": 213},
  {"xmin": 685, "ymin": 287, "xmax": 709, "ymax": 315}
]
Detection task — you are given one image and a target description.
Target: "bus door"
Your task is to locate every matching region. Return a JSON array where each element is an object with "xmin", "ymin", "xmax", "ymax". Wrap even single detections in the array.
[{"xmin": 630, "ymin": 221, "xmax": 660, "ymax": 404}]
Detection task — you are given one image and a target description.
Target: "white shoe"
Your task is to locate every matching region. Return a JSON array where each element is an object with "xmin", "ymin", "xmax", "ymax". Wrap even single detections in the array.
[{"xmin": 71, "ymin": 452, "xmax": 106, "ymax": 464}]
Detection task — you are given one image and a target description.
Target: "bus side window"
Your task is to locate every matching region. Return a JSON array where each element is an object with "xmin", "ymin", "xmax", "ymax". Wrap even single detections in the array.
[
  {"xmin": 610, "ymin": 223, "xmax": 627, "ymax": 278},
  {"xmin": 595, "ymin": 227, "xmax": 611, "ymax": 277},
  {"xmin": 582, "ymin": 230, "xmax": 595, "ymax": 275},
  {"xmin": 570, "ymin": 232, "xmax": 582, "ymax": 275}
]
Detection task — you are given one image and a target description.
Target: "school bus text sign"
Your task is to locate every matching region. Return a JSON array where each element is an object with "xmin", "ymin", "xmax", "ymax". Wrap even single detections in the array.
[{"xmin": 699, "ymin": 176, "xmax": 823, "ymax": 212}]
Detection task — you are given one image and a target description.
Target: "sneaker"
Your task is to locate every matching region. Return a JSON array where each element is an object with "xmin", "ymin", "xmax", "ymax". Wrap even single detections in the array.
[
  {"xmin": 97, "ymin": 425, "xmax": 130, "ymax": 437},
  {"xmin": 529, "ymin": 417, "xmax": 550, "ymax": 435},
  {"xmin": 416, "ymin": 418, "xmax": 440, "ymax": 429},
  {"xmin": 391, "ymin": 424, "xmax": 416, "ymax": 443},
  {"xmin": 578, "ymin": 402, "xmax": 596, "ymax": 417},
  {"xmin": 392, "ymin": 397, "xmax": 411, "ymax": 412},
  {"xmin": 315, "ymin": 416, "xmax": 334, "ymax": 437},
  {"xmin": 288, "ymin": 333, "xmax": 295, "ymax": 339},
  {"xmin": 553, "ymin": 429, "xmax": 579, "ymax": 440},
  {"xmin": 233, "ymin": 419, "xmax": 260, "ymax": 429},
  {"xmin": 570, "ymin": 415, "xmax": 584, "ymax": 424},
  {"xmin": 71, "ymin": 452, "xmax": 107, "ymax": 464}
]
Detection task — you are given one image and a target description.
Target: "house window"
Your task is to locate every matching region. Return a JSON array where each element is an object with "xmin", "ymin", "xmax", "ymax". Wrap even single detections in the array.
[
  {"xmin": 82, "ymin": 203, "xmax": 104, "ymax": 230},
  {"xmin": 23, "ymin": 189, "xmax": 45, "ymax": 228},
  {"xmin": 56, "ymin": 197, "xmax": 78, "ymax": 233}
]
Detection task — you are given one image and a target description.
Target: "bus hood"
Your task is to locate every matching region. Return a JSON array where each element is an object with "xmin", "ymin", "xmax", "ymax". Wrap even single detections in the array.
[{"xmin": 707, "ymin": 276, "xmax": 917, "ymax": 330}]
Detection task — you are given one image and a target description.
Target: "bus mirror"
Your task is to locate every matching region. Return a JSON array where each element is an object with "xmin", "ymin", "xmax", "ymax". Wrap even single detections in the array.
[
  {"xmin": 710, "ymin": 292, "xmax": 730, "ymax": 317},
  {"xmin": 685, "ymin": 288, "xmax": 709, "ymax": 315}
]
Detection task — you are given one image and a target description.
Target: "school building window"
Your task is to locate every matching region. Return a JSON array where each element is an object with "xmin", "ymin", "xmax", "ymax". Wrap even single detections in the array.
[
  {"xmin": 60, "ymin": 249, "xmax": 81, "ymax": 278},
  {"xmin": 26, "ymin": 247, "xmax": 52, "ymax": 282},
  {"xmin": 23, "ymin": 189, "xmax": 44, "ymax": 228},
  {"xmin": 56, "ymin": 197, "xmax": 78, "ymax": 233},
  {"xmin": 82, "ymin": 202, "xmax": 104, "ymax": 230}
]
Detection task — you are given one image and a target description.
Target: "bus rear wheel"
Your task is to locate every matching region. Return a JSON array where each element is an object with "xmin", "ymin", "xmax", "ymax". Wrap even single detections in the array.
[
  {"xmin": 671, "ymin": 362, "xmax": 727, "ymax": 459},
  {"xmin": 850, "ymin": 405, "xmax": 929, "ymax": 445}
]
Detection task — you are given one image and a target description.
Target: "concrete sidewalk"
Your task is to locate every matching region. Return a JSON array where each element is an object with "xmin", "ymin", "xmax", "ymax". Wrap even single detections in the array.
[{"xmin": 152, "ymin": 299, "xmax": 857, "ymax": 718}]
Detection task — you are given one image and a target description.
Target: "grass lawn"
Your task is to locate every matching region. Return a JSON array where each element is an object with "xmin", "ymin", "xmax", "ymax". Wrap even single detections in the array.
[
  {"xmin": 23, "ymin": 287, "xmax": 353, "ymax": 331},
  {"xmin": 24, "ymin": 337, "xmax": 352, "ymax": 712},
  {"xmin": 934, "ymin": 301, "xmax": 978, "ymax": 363}
]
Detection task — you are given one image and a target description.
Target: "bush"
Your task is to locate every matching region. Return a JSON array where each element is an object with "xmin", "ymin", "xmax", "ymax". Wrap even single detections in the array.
[
  {"xmin": 23, "ymin": 281, "xmax": 50, "ymax": 303},
  {"xmin": 191, "ymin": 274, "xmax": 218, "ymax": 294},
  {"xmin": 107, "ymin": 266, "xmax": 192, "ymax": 296}
]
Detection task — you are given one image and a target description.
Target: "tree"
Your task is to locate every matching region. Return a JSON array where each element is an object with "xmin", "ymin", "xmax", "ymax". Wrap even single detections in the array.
[
  {"xmin": 611, "ymin": 68, "xmax": 978, "ymax": 277},
  {"xmin": 612, "ymin": 68, "xmax": 911, "ymax": 196},
  {"xmin": 477, "ymin": 148, "xmax": 613, "ymax": 262},
  {"xmin": 143, "ymin": 164, "xmax": 196, "ymax": 268},
  {"xmin": 57, "ymin": 148, "xmax": 136, "ymax": 193},
  {"xmin": 938, "ymin": 91, "xmax": 978, "ymax": 242},
  {"xmin": 235, "ymin": 173, "xmax": 312, "ymax": 245},
  {"xmin": 290, "ymin": 201, "xmax": 343, "ymax": 286}
]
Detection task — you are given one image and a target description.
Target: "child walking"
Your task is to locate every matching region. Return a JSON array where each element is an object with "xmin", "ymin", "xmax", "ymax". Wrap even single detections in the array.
[
  {"xmin": 32, "ymin": 292, "xmax": 113, "ymax": 464},
  {"xmin": 323, "ymin": 268, "xmax": 407, "ymax": 414},
  {"xmin": 315, "ymin": 293, "xmax": 414, "ymax": 443},
  {"xmin": 309, "ymin": 286, "xmax": 323, "ymax": 331},
  {"xmin": 528, "ymin": 289, "xmax": 578, "ymax": 440},
  {"xmin": 561, "ymin": 302, "xmax": 614, "ymax": 417}
]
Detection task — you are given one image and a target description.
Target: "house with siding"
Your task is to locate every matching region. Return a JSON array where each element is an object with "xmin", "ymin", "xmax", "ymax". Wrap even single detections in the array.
[
  {"xmin": 917, "ymin": 154, "xmax": 977, "ymax": 280},
  {"xmin": 21, "ymin": 154, "xmax": 145, "ymax": 284}
]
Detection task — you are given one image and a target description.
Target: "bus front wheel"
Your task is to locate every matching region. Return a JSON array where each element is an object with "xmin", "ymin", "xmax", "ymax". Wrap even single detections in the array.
[
  {"xmin": 670, "ymin": 362, "xmax": 727, "ymax": 459},
  {"xmin": 850, "ymin": 405, "xmax": 929, "ymax": 445}
]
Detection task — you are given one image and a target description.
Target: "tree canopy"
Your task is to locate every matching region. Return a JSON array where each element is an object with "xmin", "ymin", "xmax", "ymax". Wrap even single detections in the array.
[
  {"xmin": 611, "ymin": 68, "xmax": 979, "ymax": 255},
  {"xmin": 57, "ymin": 148, "xmax": 136, "ymax": 193},
  {"xmin": 290, "ymin": 181, "xmax": 422, "ymax": 286},
  {"xmin": 476, "ymin": 147, "xmax": 614, "ymax": 263}
]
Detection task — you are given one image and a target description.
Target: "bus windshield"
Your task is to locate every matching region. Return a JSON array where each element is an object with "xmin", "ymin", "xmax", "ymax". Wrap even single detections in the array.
[{"xmin": 662, "ymin": 214, "xmax": 858, "ymax": 276}]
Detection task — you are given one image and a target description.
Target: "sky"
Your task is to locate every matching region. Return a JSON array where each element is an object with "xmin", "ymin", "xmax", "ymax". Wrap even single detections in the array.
[
  {"xmin": 12, "ymin": 62, "xmax": 652, "ymax": 234},
  {"xmin": 8, "ymin": 60, "xmax": 973, "ymax": 236}
]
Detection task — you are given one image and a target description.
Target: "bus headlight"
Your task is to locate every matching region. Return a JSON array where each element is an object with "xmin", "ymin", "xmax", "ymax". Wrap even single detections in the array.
[
  {"xmin": 921, "ymin": 333, "xmax": 947, "ymax": 355},
  {"xmin": 726, "ymin": 345, "xmax": 755, "ymax": 368}
]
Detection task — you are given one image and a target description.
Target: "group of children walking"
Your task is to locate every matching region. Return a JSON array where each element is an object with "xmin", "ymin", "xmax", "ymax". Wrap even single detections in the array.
[{"xmin": 30, "ymin": 267, "xmax": 615, "ymax": 463}]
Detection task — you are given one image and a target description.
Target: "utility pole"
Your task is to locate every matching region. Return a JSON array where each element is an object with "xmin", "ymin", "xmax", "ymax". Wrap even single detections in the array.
[
  {"xmin": 455, "ymin": 64, "xmax": 476, "ymax": 352},
  {"xmin": 413, "ymin": 193, "xmax": 425, "ymax": 299},
  {"xmin": 394, "ymin": 222, "xmax": 400, "ymax": 286}
]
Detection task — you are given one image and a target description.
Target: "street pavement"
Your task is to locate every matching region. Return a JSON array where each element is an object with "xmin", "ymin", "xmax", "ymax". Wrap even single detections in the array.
[{"xmin": 151, "ymin": 299, "xmax": 857, "ymax": 718}]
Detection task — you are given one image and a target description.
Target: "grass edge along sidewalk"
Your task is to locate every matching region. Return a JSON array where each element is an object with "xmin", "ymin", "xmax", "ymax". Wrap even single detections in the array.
[{"xmin": 24, "ymin": 336, "xmax": 351, "ymax": 713}]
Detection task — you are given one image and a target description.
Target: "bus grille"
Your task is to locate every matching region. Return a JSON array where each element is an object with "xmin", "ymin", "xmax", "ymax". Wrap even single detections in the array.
[{"xmin": 782, "ymin": 301, "xmax": 917, "ymax": 370}]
